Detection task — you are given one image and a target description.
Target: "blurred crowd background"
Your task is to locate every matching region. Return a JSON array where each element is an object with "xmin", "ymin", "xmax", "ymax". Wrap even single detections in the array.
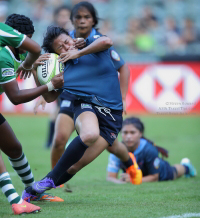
[{"xmin": 1, "ymin": 0, "xmax": 200, "ymax": 62}]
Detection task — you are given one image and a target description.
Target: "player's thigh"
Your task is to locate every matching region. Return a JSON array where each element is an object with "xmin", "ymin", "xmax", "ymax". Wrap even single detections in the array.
[
  {"xmin": 68, "ymin": 136, "xmax": 109, "ymax": 173},
  {"xmin": 75, "ymin": 111, "xmax": 100, "ymax": 138},
  {"xmin": 0, "ymin": 120, "xmax": 22, "ymax": 156},
  {"xmin": 54, "ymin": 113, "xmax": 74, "ymax": 141}
]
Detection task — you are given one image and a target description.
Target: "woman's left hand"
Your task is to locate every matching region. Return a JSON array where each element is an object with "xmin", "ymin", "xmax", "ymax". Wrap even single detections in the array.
[
  {"xmin": 74, "ymin": 38, "xmax": 86, "ymax": 49},
  {"xmin": 58, "ymin": 50, "xmax": 81, "ymax": 63}
]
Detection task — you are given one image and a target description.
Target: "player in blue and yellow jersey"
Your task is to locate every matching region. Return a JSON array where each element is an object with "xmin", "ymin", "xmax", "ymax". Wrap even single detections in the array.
[
  {"xmin": 22, "ymin": 24, "xmax": 142, "ymax": 198},
  {"xmin": 0, "ymin": 15, "xmax": 64, "ymax": 215},
  {"xmin": 107, "ymin": 117, "xmax": 197, "ymax": 183}
]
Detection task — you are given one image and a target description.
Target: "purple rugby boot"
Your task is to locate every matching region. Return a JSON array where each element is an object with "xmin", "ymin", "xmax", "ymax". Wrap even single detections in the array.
[{"xmin": 32, "ymin": 178, "xmax": 56, "ymax": 194}]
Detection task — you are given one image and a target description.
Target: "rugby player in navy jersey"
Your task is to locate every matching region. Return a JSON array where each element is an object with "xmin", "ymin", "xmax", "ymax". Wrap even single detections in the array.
[
  {"xmin": 107, "ymin": 117, "xmax": 197, "ymax": 183},
  {"xmin": 22, "ymin": 24, "xmax": 143, "ymax": 198},
  {"xmin": 34, "ymin": 1, "xmax": 139, "ymax": 186}
]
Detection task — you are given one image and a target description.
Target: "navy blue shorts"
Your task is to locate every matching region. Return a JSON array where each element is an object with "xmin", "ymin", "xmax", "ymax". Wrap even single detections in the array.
[
  {"xmin": 59, "ymin": 92, "xmax": 77, "ymax": 119},
  {"xmin": 0, "ymin": 113, "xmax": 6, "ymax": 125},
  {"xmin": 165, "ymin": 161, "xmax": 177, "ymax": 180},
  {"xmin": 73, "ymin": 99, "xmax": 123, "ymax": 146}
]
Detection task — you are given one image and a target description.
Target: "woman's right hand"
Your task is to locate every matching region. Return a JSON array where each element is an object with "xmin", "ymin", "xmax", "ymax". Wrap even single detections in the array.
[
  {"xmin": 33, "ymin": 53, "xmax": 51, "ymax": 70},
  {"xmin": 120, "ymin": 173, "xmax": 130, "ymax": 183},
  {"xmin": 51, "ymin": 72, "xmax": 64, "ymax": 89}
]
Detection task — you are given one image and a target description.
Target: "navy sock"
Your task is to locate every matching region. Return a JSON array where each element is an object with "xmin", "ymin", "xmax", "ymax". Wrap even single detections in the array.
[
  {"xmin": 122, "ymin": 157, "xmax": 133, "ymax": 169},
  {"xmin": 25, "ymin": 186, "xmax": 37, "ymax": 196},
  {"xmin": 46, "ymin": 136, "xmax": 88, "ymax": 184},
  {"xmin": 55, "ymin": 172, "xmax": 75, "ymax": 186},
  {"xmin": 184, "ymin": 165, "xmax": 190, "ymax": 175},
  {"xmin": 46, "ymin": 120, "xmax": 55, "ymax": 148}
]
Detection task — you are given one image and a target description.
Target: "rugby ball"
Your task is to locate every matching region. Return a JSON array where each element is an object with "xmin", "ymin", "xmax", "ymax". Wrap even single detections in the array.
[{"xmin": 37, "ymin": 53, "xmax": 63, "ymax": 85}]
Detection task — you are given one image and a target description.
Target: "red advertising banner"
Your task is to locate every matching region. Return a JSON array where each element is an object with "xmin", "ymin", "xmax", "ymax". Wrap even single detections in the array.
[
  {"xmin": 0, "ymin": 62, "xmax": 200, "ymax": 114},
  {"xmin": 126, "ymin": 62, "xmax": 200, "ymax": 114}
]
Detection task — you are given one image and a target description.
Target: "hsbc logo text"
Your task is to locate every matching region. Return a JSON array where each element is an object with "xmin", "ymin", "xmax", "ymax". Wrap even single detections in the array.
[{"xmin": 133, "ymin": 65, "xmax": 200, "ymax": 113}]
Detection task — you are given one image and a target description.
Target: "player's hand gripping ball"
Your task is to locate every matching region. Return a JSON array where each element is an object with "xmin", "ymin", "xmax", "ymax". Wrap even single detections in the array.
[{"xmin": 37, "ymin": 53, "xmax": 64, "ymax": 85}]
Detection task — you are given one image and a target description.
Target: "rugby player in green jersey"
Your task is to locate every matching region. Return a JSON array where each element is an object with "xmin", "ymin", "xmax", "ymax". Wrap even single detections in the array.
[{"xmin": 0, "ymin": 14, "xmax": 64, "ymax": 215}]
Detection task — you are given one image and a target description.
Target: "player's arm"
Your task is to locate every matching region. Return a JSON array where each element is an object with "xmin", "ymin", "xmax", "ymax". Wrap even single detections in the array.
[
  {"xmin": 31, "ymin": 54, "xmax": 61, "ymax": 103},
  {"xmin": 142, "ymin": 173, "xmax": 159, "ymax": 182},
  {"xmin": 106, "ymin": 154, "xmax": 126, "ymax": 184},
  {"xmin": 32, "ymin": 68, "xmax": 61, "ymax": 103},
  {"xmin": 2, "ymin": 74, "xmax": 63, "ymax": 105},
  {"xmin": 118, "ymin": 63, "xmax": 130, "ymax": 114},
  {"xmin": 59, "ymin": 36, "xmax": 113, "ymax": 63},
  {"xmin": 16, "ymin": 37, "xmax": 41, "ymax": 79},
  {"xmin": 73, "ymin": 38, "xmax": 86, "ymax": 49},
  {"xmin": 19, "ymin": 37, "xmax": 41, "ymax": 67},
  {"xmin": 80, "ymin": 36, "xmax": 113, "ymax": 55},
  {"xmin": 107, "ymin": 172, "xmax": 126, "ymax": 184},
  {"xmin": 1, "ymin": 57, "xmax": 63, "ymax": 105}
]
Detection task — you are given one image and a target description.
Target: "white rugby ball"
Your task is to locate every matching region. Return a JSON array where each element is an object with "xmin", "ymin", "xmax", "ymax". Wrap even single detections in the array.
[{"xmin": 37, "ymin": 53, "xmax": 63, "ymax": 85}]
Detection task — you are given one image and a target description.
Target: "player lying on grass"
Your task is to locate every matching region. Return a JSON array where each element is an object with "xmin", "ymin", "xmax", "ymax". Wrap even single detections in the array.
[
  {"xmin": 22, "ymin": 25, "xmax": 142, "ymax": 199},
  {"xmin": 0, "ymin": 15, "xmax": 64, "ymax": 215},
  {"xmin": 34, "ymin": 2, "xmax": 131, "ymax": 182},
  {"xmin": 107, "ymin": 117, "xmax": 197, "ymax": 183}
]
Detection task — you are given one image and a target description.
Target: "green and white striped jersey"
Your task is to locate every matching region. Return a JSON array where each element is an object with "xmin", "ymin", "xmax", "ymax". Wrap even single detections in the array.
[{"xmin": 0, "ymin": 23, "xmax": 26, "ymax": 48}]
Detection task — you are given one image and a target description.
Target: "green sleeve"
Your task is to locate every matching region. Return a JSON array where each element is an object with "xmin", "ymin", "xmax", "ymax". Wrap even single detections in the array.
[
  {"xmin": 0, "ymin": 59, "xmax": 16, "ymax": 85},
  {"xmin": 0, "ymin": 23, "xmax": 26, "ymax": 48}
]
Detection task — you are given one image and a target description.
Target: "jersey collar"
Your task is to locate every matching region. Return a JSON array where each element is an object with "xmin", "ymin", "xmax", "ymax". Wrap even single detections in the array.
[
  {"xmin": 5, "ymin": 46, "xmax": 21, "ymax": 63},
  {"xmin": 134, "ymin": 138, "xmax": 147, "ymax": 156},
  {"xmin": 70, "ymin": 28, "xmax": 97, "ymax": 40}
]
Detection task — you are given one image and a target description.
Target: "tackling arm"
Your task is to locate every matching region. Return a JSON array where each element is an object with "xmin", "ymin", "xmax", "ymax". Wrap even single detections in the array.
[
  {"xmin": 19, "ymin": 37, "xmax": 41, "ymax": 68},
  {"xmin": 3, "ymin": 79, "xmax": 49, "ymax": 105},
  {"xmin": 32, "ymin": 68, "xmax": 60, "ymax": 103},
  {"xmin": 59, "ymin": 36, "xmax": 113, "ymax": 63}
]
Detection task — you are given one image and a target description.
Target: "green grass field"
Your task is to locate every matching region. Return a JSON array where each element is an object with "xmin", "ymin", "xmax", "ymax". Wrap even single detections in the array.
[{"xmin": 0, "ymin": 115, "xmax": 200, "ymax": 218}]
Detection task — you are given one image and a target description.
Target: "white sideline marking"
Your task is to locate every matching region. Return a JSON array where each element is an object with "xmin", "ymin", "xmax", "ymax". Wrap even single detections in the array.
[{"xmin": 160, "ymin": 213, "xmax": 200, "ymax": 218}]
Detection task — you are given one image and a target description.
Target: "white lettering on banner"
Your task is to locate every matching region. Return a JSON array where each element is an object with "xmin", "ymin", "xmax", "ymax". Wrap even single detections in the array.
[{"xmin": 133, "ymin": 65, "xmax": 200, "ymax": 113}]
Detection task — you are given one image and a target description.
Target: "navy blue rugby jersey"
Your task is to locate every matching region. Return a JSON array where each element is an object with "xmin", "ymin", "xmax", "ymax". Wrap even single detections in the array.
[
  {"xmin": 62, "ymin": 35, "xmax": 123, "ymax": 110},
  {"xmin": 70, "ymin": 28, "xmax": 125, "ymax": 71},
  {"xmin": 107, "ymin": 138, "xmax": 171, "ymax": 181}
]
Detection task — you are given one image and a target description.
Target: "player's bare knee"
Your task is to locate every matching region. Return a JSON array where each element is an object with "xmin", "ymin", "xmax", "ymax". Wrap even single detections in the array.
[
  {"xmin": 53, "ymin": 133, "xmax": 68, "ymax": 149},
  {"xmin": 80, "ymin": 131, "xmax": 99, "ymax": 145}
]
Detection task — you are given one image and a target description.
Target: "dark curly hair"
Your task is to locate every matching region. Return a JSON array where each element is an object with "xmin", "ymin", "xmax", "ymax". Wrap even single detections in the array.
[
  {"xmin": 70, "ymin": 1, "xmax": 99, "ymax": 28},
  {"xmin": 5, "ymin": 13, "xmax": 34, "ymax": 35},
  {"xmin": 42, "ymin": 26, "xmax": 69, "ymax": 53}
]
